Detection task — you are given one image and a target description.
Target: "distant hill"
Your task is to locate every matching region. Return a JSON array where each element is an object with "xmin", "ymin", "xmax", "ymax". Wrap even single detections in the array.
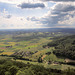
[{"xmin": 0, "ymin": 28, "xmax": 75, "ymax": 35}]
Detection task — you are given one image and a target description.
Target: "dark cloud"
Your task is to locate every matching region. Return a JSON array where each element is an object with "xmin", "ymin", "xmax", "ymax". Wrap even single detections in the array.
[
  {"xmin": 52, "ymin": 4, "xmax": 75, "ymax": 13},
  {"xmin": 41, "ymin": 0, "xmax": 75, "ymax": 2},
  {"xmin": 18, "ymin": 3, "xmax": 45, "ymax": 9},
  {"xmin": 41, "ymin": 4, "xmax": 75, "ymax": 27},
  {"xmin": 27, "ymin": 3, "xmax": 75, "ymax": 27}
]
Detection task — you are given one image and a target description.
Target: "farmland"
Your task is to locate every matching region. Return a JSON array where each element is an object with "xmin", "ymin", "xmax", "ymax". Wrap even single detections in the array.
[{"xmin": 0, "ymin": 28, "xmax": 75, "ymax": 72}]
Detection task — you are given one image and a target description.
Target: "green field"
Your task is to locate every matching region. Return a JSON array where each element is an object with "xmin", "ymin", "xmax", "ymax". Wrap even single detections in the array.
[{"xmin": 0, "ymin": 31, "xmax": 75, "ymax": 71}]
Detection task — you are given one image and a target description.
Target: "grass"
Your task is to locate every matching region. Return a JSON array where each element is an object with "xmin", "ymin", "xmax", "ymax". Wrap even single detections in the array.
[
  {"xmin": 24, "ymin": 45, "xmax": 38, "ymax": 49},
  {"xmin": 13, "ymin": 59, "xmax": 75, "ymax": 70},
  {"xmin": 0, "ymin": 56, "xmax": 12, "ymax": 60},
  {"xmin": 32, "ymin": 47, "xmax": 54, "ymax": 59},
  {"xmin": 44, "ymin": 64, "xmax": 62, "ymax": 70},
  {"xmin": 0, "ymin": 36, "xmax": 52, "ymax": 51},
  {"xmin": 0, "ymin": 52, "xmax": 14, "ymax": 55},
  {"xmin": 44, "ymin": 53, "xmax": 65, "ymax": 62},
  {"xmin": 61, "ymin": 64, "xmax": 75, "ymax": 70}
]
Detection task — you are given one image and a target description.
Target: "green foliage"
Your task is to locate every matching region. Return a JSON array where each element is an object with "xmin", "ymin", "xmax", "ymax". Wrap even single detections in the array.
[
  {"xmin": 0, "ymin": 59, "xmax": 75, "ymax": 75},
  {"xmin": 47, "ymin": 35, "xmax": 75, "ymax": 60},
  {"xmin": 9, "ymin": 66, "xmax": 18, "ymax": 75},
  {"xmin": 38, "ymin": 57, "xmax": 42, "ymax": 63},
  {"xmin": 44, "ymin": 53, "xmax": 64, "ymax": 62},
  {"xmin": 16, "ymin": 70, "xmax": 25, "ymax": 75}
]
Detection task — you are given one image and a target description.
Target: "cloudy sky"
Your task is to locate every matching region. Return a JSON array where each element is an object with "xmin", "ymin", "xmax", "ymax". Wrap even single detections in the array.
[{"xmin": 0, "ymin": 0, "xmax": 75, "ymax": 29}]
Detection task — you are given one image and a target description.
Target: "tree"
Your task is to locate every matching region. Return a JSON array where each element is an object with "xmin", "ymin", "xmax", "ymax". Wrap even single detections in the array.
[
  {"xmin": 38, "ymin": 57, "xmax": 42, "ymax": 63},
  {"xmin": 9, "ymin": 66, "xmax": 18, "ymax": 75}
]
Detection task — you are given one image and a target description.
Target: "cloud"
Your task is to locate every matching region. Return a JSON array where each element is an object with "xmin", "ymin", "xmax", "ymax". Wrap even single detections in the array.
[
  {"xmin": 18, "ymin": 3, "xmax": 45, "ymax": 9},
  {"xmin": 0, "ymin": 0, "xmax": 75, "ymax": 28},
  {"xmin": 40, "ymin": 0, "xmax": 75, "ymax": 2},
  {"xmin": 1, "ymin": 9, "xmax": 12, "ymax": 19},
  {"xmin": 27, "ymin": 3, "xmax": 75, "ymax": 28},
  {"xmin": 0, "ymin": 11, "xmax": 42, "ymax": 29},
  {"xmin": 27, "ymin": 17, "xmax": 39, "ymax": 21},
  {"xmin": 5, "ymin": 15, "xmax": 12, "ymax": 19},
  {"xmin": 0, "ymin": 0, "xmax": 28, "ymax": 4},
  {"xmin": 52, "ymin": 3, "xmax": 75, "ymax": 13}
]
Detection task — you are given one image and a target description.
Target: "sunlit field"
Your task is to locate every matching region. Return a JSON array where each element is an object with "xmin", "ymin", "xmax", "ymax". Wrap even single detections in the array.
[{"xmin": 0, "ymin": 29, "xmax": 75, "ymax": 71}]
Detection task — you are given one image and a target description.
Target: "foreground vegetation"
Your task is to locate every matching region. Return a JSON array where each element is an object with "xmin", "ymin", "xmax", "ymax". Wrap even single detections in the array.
[{"xmin": 0, "ymin": 59, "xmax": 75, "ymax": 75}]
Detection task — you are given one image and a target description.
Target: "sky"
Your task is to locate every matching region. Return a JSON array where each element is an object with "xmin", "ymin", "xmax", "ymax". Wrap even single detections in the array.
[{"xmin": 0, "ymin": 0, "xmax": 75, "ymax": 29}]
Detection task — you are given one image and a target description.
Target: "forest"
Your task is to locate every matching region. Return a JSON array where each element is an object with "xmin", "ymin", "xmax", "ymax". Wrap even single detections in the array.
[{"xmin": 46, "ymin": 35, "xmax": 75, "ymax": 60}]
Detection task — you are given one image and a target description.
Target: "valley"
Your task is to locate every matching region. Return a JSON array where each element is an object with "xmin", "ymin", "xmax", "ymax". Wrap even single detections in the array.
[{"xmin": 0, "ymin": 28, "xmax": 75, "ymax": 71}]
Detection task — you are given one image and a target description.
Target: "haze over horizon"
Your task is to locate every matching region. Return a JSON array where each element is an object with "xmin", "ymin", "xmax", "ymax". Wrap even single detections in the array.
[{"xmin": 0, "ymin": 0, "xmax": 75, "ymax": 29}]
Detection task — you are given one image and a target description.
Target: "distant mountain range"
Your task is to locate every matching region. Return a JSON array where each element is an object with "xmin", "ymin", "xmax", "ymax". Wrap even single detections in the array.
[{"xmin": 0, "ymin": 28, "xmax": 75, "ymax": 35}]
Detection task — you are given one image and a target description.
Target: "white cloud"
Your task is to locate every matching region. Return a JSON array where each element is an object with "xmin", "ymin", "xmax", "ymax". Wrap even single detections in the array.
[
  {"xmin": 58, "ymin": 15, "xmax": 75, "ymax": 25},
  {"xmin": 27, "ymin": 2, "xmax": 75, "ymax": 28},
  {"xmin": 1, "ymin": 9, "xmax": 12, "ymax": 19},
  {"xmin": 0, "ymin": 0, "xmax": 28, "ymax": 4},
  {"xmin": 0, "ymin": 0, "xmax": 45, "ymax": 4},
  {"xmin": 0, "ymin": 0, "xmax": 75, "ymax": 28},
  {"xmin": 0, "ymin": 9, "xmax": 42, "ymax": 29}
]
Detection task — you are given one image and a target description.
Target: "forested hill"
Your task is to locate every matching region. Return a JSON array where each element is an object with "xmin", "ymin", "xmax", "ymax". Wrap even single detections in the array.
[{"xmin": 47, "ymin": 35, "xmax": 75, "ymax": 60}]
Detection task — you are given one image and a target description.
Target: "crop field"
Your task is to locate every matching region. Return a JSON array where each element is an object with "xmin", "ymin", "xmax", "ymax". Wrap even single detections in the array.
[
  {"xmin": 0, "ymin": 31, "xmax": 75, "ymax": 71},
  {"xmin": 0, "ymin": 52, "xmax": 14, "ymax": 55},
  {"xmin": 0, "ymin": 34, "xmax": 53, "ymax": 55}
]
